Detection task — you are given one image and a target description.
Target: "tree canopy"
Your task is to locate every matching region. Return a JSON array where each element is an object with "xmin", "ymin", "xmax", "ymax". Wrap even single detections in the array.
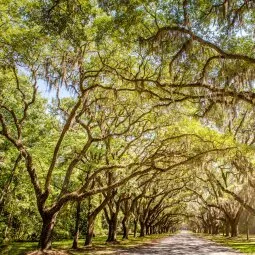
[{"xmin": 0, "ymin": 0, "xmax": 255, "ymax": 253}]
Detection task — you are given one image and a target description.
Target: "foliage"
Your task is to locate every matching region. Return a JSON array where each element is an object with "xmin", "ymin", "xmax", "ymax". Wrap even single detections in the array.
[{"xmin": 0, "ymin": 0, "xmax": 255, "ymax": 252}]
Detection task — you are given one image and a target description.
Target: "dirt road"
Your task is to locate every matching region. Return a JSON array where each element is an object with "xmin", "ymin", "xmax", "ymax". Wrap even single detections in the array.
[{"xmin": 118, "ymin": 232, "xmax": 242, "ymax": 255}]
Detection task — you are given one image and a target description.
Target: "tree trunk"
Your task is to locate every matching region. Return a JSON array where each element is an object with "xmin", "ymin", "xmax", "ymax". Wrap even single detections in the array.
[
  {"xmin": 72, "ymin": 201, "xmax": 81, "ymax": 249},
  {"xmin": 106, "ymin": 216, "xmax": 118, "ymax": 242},
  {"xmin": 39, "ymin": 212, "xmax": 58, "ymax": 250},
  {"xmin": 133, "ymin": 219, "xmax": 137, "ymax": 237},
  {"xmin": 107, "ymin": 221, "xmax": 116, "ymax": 242},
  {"xmin": 246, "ymin": 215, "xmax": 250, "ymax": 241},
  {"xmin": 122, "ymin": 217, "xmax": 129, "ymax": 239},
  {"xmin": 230, "ymin": 221, "xmax": 238, "ymax": 237},
  {"xmin": 140, "ymin": 221, "xmax": 145, "ymax": 237},
  {"xmin": 85, "ymin": 215, "xmax": 95, "ymax": 246},
  {"xmin": 146, "ymin": 225, "xmax": 149, "ymax": 235},
  {"xmin": 225, "ymin": 221, "xmax": 230, "ymax": 237},
  {"xmin": 107, "ymin": 221, "xmax": 114, "ymax": 242},
  {"xmin": 208, "ymin": 225, "xmax": 212, "ymax": 234},
  {"xmin": 212, "ymin": 224, "xmax": 218, "ymax": 235},
  {"xmin": 84, "ymin": 193, "xmax": 113, "ymax": 246}
]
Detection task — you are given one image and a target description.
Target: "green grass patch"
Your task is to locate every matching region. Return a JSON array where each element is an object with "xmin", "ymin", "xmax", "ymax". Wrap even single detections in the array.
[
  {"xmin": 0, "ymin": 233, "xmax": 171, "ymax": 255},
  {"xmin": 195, "ymin": 233, "xmax": 255, "ymax": 254},
  {"xmin": 0, "ymin": 241, "xmax": 38, "ymax": 255}
]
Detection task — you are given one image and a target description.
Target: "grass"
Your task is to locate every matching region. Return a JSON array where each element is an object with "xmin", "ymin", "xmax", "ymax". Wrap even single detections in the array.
[
  {"xmin": 0, "ymin": 241, "xmax": 38, "ymax": 255},
  {"xmin": 0, "ymin": 233, "xmax": 171, "ymax": 255},
  {"xmin": 195, "ymin": 233, "xmax": 255, "ymax": 254}
]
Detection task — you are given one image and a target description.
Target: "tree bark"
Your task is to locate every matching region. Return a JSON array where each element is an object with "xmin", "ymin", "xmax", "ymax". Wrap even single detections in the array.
[
  {"xmin": 39, "ymin": 212, "xmax": 58, "ymax": 250},
  {"xmin": 133, "ymin": 219, "xmax": 137, "ymax": 237},
  {"xmin": 246, "ymin": 214, "xmax": 250, "ymax": 241},
  {"xmin": 106, "ymin": 214, "xmax": 118, "ymax": 242},
  {"xmin": 230, "ymin": 220, "xmax": 238, "ymax": 237},
  {"xmin": 122, "ymin": 217, "xmax": 129, "ymax": 239},
  {"xmin": 72, "ymin": 201, "xmax": 81, "ymax": 249},
  {"xmin": 212, "ymin": 224, "xmax": 218, "ymax": 235},
  {"xmin": 84, "ymin": 192, "xmax": 113, "ymax": 246},
  {"xmin": 140, "ymin": 220, "xmax": 145, "ymax": 237},
  {"xmin": 146, "ymin": 225, "xmax": 150, "ymax": 235},
  {"xmin": 202, "ymin": 220, "xmax": 208, "ymax": 234},
  {"xmin": 225, "ymin": 220, "xmax": 230, "ymax": 237},
  {"xmin": 85, "ymin": 215, "xmax": 95, "ymax": 246}
]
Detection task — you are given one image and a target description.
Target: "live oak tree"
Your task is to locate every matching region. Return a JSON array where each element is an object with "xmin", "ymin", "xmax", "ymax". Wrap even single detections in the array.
[
  {"xmin": 0, "ymin": 60, "xmax": 218, "ymax": 250},
  {"xmin": 0, "ymin": 69, "xmax": 173, "ymax": 249},
  {"xmin": 188, "ymin": 161, "xmax": 245, "ymax": 237},
  {"xmin": 1, "ymin": 0, "xmax": 255, "ymax": 252}
]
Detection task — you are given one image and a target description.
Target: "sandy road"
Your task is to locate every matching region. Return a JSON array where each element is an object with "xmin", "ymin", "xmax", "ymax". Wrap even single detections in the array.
[{"xmin": 117, "ymin": 231, "xmax": 242, "ymax": 255}]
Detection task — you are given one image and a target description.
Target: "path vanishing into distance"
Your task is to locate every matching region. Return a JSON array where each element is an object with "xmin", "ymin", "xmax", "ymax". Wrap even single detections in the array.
[{"xmin": 118, "ymin": 231, "xmax": 242, "ymax": 255}]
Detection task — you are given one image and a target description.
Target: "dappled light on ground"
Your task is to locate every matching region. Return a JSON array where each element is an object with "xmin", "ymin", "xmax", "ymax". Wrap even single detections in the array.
[{"xmin": 27, "ymin": 250, "xmax": 70, "ymax": 255}]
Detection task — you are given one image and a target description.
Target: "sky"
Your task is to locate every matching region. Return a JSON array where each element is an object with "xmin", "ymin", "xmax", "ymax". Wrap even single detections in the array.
[
  {"xmin": 19, "ymin": 66, "xmax": 71, "ymax": 100},
  {"xmin": 37, "ymin": 79, "xmax": 71, "ymax": 99}
]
